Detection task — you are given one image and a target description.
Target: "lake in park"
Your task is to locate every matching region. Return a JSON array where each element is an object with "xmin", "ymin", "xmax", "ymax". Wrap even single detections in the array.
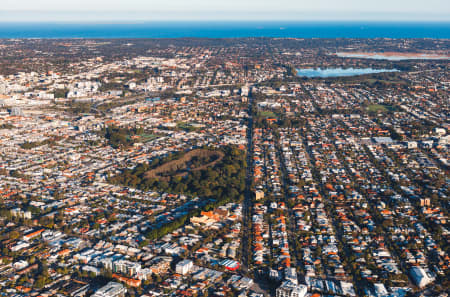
[{"xmin": 296, "ymin": 67, "xmax": 399, "ymax": 78}]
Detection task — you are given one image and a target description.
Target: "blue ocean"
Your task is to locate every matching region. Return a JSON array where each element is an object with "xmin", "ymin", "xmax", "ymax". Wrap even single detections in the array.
[{"xmin": 0, "ymin": 21, "xmax": 449, "ymax": 39}]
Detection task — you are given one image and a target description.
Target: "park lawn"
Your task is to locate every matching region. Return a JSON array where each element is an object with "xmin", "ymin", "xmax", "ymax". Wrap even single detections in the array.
[
  {"xmin": 140, "ymin": 134, "xmax": 160, "ymax": 142},
  {"xmin": 258, "ymin": 110, "xmax": 276, "ymax": 118},
  {"xmin": 176, "ymin": 122, "xmax": 199, "ymax": 132},
  {"xmin": 367, "ymin": 104, "xmax": 396, "ymax": 113}
]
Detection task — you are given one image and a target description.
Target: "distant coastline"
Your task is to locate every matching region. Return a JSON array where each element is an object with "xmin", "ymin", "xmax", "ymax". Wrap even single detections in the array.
[
  {"xmin": 336, "ymin": 51, "xmax": 450, "ymax": 60},
  {"xmin": 0, "ymin": 21, "xmax": 449, "ymax": 39}
]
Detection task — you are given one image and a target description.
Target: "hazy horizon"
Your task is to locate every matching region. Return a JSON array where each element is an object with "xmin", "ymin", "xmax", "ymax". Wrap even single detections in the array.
[
  {"xmin": 1, "ymin": 18, "xmax": 450, "ymax": 24},
  {"xmin": 1, "ymin": 0, "xmax": 449, "ymax": 22}
]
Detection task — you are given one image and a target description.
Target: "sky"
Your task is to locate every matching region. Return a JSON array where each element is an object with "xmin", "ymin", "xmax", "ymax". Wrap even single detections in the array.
[{"xmin": 1, "ymin": 0, "xmax": 449, "ymax": 22}]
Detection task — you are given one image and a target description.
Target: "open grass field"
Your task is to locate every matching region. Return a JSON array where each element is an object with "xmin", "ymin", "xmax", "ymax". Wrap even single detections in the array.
[
  {"xmin": 367, "ymin": 104, "xmax": 397, "ymax": 113},
  {"xmin": 145, "ymin": 149, "xmax": 224, "ymax": 180},
  {"xmin": 258, "ymin": 111, "xmax": 276, "ymax": 118}
]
